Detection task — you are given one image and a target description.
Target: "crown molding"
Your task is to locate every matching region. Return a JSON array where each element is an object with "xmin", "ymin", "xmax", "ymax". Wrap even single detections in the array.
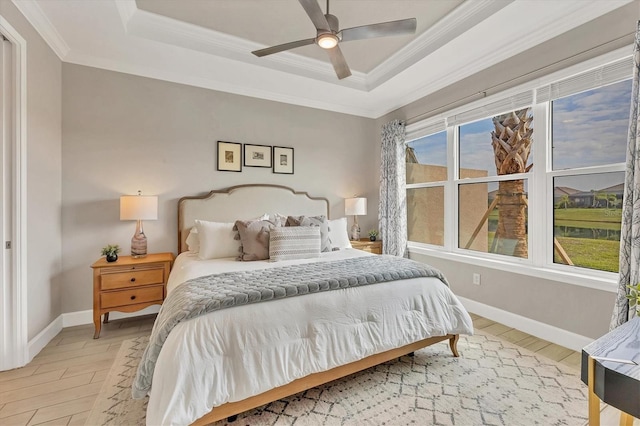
[
  {"xmin": 366, "ymin": 0, "xmax": 513, "ymax": 90},
  {"xmin": 63, "ymin": 49, "xmax": 380, "ymax": 118},
  {"xmin": 10, "ymin": 0, "xmax": 69, "ymax": 59}
]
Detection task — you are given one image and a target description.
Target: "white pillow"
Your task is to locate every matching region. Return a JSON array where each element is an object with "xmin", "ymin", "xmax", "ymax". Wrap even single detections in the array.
[
  {"xmin": 194, "ymin": 220, "xmax": 241, "ymax": 260},
  {"xmin": 328, "ymin": 217, "xmax": 352, "ymax": 250},
  {"xmin": 185, "ymin": 227, "xmax": 200, "ymax": 253},
  {"xmin": 269, "ymin": 226, "xmax": 321, "ymax": 262}
]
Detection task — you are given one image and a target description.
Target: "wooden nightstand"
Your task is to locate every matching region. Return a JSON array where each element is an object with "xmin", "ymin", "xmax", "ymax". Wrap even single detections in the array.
[
  {"xmin": 351, "ymin": 238, "xmax": 382, "ymax": 254},
  {"xmin": 91, "ymin": 252, "xmax": 174, "ymax": 338}
]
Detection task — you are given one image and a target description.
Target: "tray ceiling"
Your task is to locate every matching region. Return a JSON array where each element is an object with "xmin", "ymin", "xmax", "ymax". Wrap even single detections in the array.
[{"xmin": 11, "ymin": 0, "xmax": 633, "ymax": 118}]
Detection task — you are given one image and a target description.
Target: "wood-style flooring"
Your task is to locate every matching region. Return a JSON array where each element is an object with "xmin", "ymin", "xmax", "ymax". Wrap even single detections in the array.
[{"xmin": 0, "ymin": 313, "xmax": 635, "ymax": 425}]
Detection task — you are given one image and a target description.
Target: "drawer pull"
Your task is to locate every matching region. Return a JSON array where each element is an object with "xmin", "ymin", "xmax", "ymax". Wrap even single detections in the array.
[
  {"xmin": 130, "ymin": 295, "xmax": 136, "ymax": 300},
  {"xmin": 130, "ymin": 278, "xmax": 136, "ymax": 282}
]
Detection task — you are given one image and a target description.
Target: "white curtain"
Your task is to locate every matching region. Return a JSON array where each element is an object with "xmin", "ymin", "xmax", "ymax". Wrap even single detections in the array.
[
  {"xmin": 379, "ymin": 120, "xmax": 407, "ymax": 257},
  {"xmin": 611, "ymin": 21, "xmax": 640, "ymax": 329}
]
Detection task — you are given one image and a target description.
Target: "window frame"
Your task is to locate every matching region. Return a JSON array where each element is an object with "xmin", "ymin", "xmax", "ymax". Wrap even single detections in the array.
[{"xmin": 405, "ymin": 47, "xmax": 632, "ymax": 293}]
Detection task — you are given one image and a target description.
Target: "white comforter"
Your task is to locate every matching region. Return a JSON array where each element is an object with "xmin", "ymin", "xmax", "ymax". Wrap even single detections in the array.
[{"xmin": 147, "ymin": 250, "xmax": 473, "ymax": 425}]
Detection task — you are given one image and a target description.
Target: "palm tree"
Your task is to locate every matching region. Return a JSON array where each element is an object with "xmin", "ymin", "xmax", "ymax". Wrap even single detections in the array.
[
  {"xmin": 491, "ymin": 108, "xmax": 533, "ymax": 258},
  {"xmin": 557, "ymin": 194, "xmax": 570, "ymax": 209},
  {"xmin": 595, "ymin": 192, "xmax": 608, "ymax": 208}
]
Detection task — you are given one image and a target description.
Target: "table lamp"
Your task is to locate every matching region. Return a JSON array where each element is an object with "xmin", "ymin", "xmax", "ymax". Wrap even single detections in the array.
[
  {"xmin": 345, "ymin": 197, "xmax": 367, "ymax": 240},
  {"xmin": 120, "ymin": 191, "xmax": 158, "ymax": 258}
]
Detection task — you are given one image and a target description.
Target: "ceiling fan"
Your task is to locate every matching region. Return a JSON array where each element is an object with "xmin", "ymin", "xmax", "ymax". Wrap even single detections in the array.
[{"xmin": 251, "ymin": 0, "xmax": 417, "ymax": 80}]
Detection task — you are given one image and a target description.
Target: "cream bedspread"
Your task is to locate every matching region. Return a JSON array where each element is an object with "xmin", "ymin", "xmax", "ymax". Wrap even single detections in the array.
[{"xmin": 147, "ymin": 250, "xmax": 473, "ymax": 425}]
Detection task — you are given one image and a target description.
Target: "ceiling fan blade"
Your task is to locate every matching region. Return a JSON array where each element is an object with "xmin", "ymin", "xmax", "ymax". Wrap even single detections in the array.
[
  {"xmin": 298, "ymin": 0, "xmax": 330, "ymax": 31},
  {"xmin": 252, "ymin": 38, "xmax": 316, "ymax": 57},
  {"xmin": 339, "ymin": 18, "xmax": 417, "ymax": 43},
  {"xmin": 326, "ymin": 45, "xmax": 351, "ymax": 80}
]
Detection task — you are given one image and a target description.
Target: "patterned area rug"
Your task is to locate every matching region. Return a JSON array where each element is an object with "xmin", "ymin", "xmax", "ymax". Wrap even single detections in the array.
[{"xmin": 85, "ymin": 331, "xmax": 588, "ymax": 426}]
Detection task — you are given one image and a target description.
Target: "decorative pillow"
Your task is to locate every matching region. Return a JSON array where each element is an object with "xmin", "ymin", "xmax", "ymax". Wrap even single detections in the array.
[
  {"xmin": 269, "ymin": 227, "xmax": 321, "ymax": 262},
  {"xmin": 194, "ymin": 220, "xmax": 240, "ymax": 260},
  {"xmin": 234, "ymin": 219, "xmax": 280, "ymax": 261},
  {"xmin": 328, "ymin": 217, "xmax": 352, "ymax": 250},
  {"xmin": 264, "ymin": 213, "xmax": 288, "ymax": 227},
  {"xmin": 185, "ymin": 227, "xmax": 200, "ymax": 253},
  {"xmin": 286, "ymin": 215, "xmax": 331, "ymax": 252}
]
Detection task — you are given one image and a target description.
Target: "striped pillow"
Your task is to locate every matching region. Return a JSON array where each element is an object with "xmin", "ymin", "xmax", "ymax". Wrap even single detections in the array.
[{"xmin": 269, "ymin": 226, "xmax": 321, "ymax": 262}]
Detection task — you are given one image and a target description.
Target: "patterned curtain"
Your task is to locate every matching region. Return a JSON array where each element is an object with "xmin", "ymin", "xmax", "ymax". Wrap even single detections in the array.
[
  {"xmin": 611, "ymin": 21, "xmax": 640, "ymax": 329},
  {"xmin": 379, "ymin": 120, "xmax": 408, "ymax": 257}
]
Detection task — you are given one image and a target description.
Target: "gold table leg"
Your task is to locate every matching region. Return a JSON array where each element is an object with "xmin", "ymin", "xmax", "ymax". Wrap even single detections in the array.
[
  {"xmin": 619, "ymin": 412, "xmax": 634, "ymax": 426},
  {"xmin": 588, "ymin": 356, "xmax": 600, "ymax": 426}
]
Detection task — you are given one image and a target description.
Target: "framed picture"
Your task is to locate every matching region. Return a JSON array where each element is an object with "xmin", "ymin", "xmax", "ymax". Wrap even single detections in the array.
[
  {"xmin": 244, "ymin": 144, "xmax": 272, "ymax": 168},
  {"xmin": 217, "ymin": 141, "xmax": 242, "ymax": 172},
  {"xmin": 273, "ymin": 146, "xmax": 294, "ymax": 174}
]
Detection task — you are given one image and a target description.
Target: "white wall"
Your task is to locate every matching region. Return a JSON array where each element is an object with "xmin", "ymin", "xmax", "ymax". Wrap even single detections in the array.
[
  {"xmin": 61, "ymin": 64, "xmax": 378, "ymax": 314},
  {"xmin": 0, "ymin": 1, "xmax": 63, "ymax": 341}
]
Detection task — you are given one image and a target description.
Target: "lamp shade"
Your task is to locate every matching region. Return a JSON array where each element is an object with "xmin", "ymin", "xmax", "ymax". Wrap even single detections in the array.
[
  {"xmin": 120, "ymin": 195, "xmax": 158, "ymax": 221},
  {"xmin": 345, "ymin": 197, "xmax": 367, "ymax": 216}
]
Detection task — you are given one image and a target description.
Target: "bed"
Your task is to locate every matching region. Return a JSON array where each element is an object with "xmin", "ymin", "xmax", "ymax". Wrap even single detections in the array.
[{"xmin": 136, "ymin": 184, "xmax": 473, "ymax": 425}]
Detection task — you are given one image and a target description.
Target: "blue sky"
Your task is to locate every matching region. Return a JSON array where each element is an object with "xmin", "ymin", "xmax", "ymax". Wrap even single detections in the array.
[
  {"xmin": 407, "ymin": 79, "xmax": 630, "ymax": 192},
  {"xmin": 552, "ymin": 79, "xmax": 630, "ymax": 170}
]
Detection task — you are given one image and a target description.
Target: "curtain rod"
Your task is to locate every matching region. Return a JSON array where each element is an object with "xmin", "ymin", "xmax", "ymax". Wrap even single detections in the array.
[{"xmin": 405, "ymin": 31, "xmax": 635, "ymax": 126}]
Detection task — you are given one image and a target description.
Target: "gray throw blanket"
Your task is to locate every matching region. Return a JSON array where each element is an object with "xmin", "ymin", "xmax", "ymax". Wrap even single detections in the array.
[{"xmin": 132, "ymin": 255, "xmax": 448, "ymax": 398}]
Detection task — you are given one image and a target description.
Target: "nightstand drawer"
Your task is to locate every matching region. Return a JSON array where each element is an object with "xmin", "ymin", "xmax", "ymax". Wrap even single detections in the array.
[
  {"xmin": 356, "ymin": 245, "xmax": 381, "ymax": 254},
  {"xmin": 351, "ymin": 239, "xmax": 382, "ymax": 254},
  {"xmin": 101, "ymin": 268, "xmax": 165, "ymax": 290},
  {"xmin": 101, "ymin": 285, "xmax": 164, "ymax": 309}
]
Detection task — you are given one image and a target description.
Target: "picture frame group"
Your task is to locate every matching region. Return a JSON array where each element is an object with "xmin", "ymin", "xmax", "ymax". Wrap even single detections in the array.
[{"xmin": 217, "ymin": 141, "xmax": 294, "ymax": 174}]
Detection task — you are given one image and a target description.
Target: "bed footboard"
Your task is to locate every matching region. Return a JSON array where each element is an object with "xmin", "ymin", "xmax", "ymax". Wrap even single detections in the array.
[{"xmin": 191, "ymin": 334, "xmax": 460, "ymax": 426}]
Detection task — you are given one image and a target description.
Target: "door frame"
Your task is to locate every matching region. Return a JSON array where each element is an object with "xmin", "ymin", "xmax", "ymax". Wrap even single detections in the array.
[{"xmin": 0, "ymin": 16, "xmax": 28, "ymax": 371}]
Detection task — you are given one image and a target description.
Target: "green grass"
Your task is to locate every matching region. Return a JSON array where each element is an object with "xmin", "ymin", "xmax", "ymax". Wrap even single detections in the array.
[
  {"xmin": 489, "ymin": 208, "xmax": 621, "ymax": 224},
  {"xmin": 553, "ymin": 208, "xmax": 622, "ymax": 224},
  {"xmin": 554, "ymin": 236, "xmax": 619, "ymax": 273},
  {"xmin": 484, "ymin": 232, "xmax": 619, "ymax": 273}
]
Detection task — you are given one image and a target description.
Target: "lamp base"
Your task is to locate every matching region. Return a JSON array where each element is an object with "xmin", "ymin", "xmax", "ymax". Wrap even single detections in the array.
[
  {"xmin": 350, "ymin": 223, "xmax": 360, "ymax": 241},
  {"xmin": 131, "ymin": 220, "xmax": 148, "ymax": 258}
]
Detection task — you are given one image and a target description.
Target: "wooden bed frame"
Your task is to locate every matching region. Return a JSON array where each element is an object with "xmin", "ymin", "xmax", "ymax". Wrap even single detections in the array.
[{"xmin": 176, "ymin": 184, "xmax": 461, "ymax": 425}]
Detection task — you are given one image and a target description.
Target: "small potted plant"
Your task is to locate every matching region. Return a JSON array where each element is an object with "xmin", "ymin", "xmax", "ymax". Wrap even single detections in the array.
[
  {"xmin": 368, "ymin": 229, "xmax": 379, "ymax": 242},
  {"xmin": 101, "ymin": 244, "xmax": 120, "ymax": 263},
  {"xmin": 627, "ymin": 283, "xmax": 640, "ymax": 317}
]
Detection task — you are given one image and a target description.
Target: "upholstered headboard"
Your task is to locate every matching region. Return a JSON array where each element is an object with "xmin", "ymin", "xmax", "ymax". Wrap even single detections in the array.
[{"xmin": 177, "ymin": 184, "xmax": 330, "ymax": 253}]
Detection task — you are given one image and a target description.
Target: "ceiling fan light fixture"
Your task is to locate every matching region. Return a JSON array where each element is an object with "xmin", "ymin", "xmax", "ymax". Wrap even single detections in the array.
[{"xmin": 317, "ymin": 33, "xmax": 338, "ymax": 49}]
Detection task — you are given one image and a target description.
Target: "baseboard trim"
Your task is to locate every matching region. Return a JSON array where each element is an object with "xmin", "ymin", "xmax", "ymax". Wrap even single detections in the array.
[
  {"xmin": 458, "ymin": 297, "xmax": 593, "ymax": 352},
  {"xmin": 62, "ymin": 306, "xmax": 160, "ymax": 328},
  {"xmin": 25, "ymin": 306, "xmax": 161, "ymax": 361},
  {"xmin": 27, "ymin": 314, "xmax": 63, "ymax": 362}
]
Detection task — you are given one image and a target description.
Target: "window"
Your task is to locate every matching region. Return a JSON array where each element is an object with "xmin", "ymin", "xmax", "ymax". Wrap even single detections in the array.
[
  {"xmin": 549, "ymin": 80, "xmax": 630, "ymax": 273},
  {"xmin": 405, "ymin": 58, "xmax": 631, "ymax": 279},
  {"xmin": 551, "ymin": 80, "xmax": 630, "ymax": 170},
  {"xmin": 457, "ymin": 109, "xmax": 533, "ymax": 259},
  {"xmin": 458, "ymin": 180, "xmax": 528, "ymax": 257},
  {"xmin": 406, "ymin": 131, "xmax": 446, "ymax": 246}
]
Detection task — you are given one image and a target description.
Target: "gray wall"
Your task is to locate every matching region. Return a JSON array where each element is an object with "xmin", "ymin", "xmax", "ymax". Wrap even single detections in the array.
[
  {"xmin": 0, "ymin": 1, "xmax": 63, "ymax": 340},
  {"xmin": 376, "ymin": 3, "xmax": 639, "ymax": 339},
  {"xmin": 61, "ymin": 64, "xmax": 378, "ymax": 314}
]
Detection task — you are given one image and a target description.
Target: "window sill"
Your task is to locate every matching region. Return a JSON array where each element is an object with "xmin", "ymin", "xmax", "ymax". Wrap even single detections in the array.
[{"xmin": 408, "ymin": 244, "xmax": 618, "ymax": 293}]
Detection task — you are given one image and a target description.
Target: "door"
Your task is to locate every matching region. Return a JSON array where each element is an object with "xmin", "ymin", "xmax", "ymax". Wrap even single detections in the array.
[{"xmin": 0, "ymin": 34, "xmax": 16, "ymax": 371}]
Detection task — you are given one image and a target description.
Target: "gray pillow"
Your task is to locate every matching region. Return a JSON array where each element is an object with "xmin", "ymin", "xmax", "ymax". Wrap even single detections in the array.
[
  {"xmin": 269, "ymin": 226, "xmax": 321, "ymax": 262},
  {"xmin": 286, "ymin": 215, "xmax": 331, "ymax": 252},
  {"xmin": 233, "ymin": 219, "xmax": 280, "ymax": 261}
]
